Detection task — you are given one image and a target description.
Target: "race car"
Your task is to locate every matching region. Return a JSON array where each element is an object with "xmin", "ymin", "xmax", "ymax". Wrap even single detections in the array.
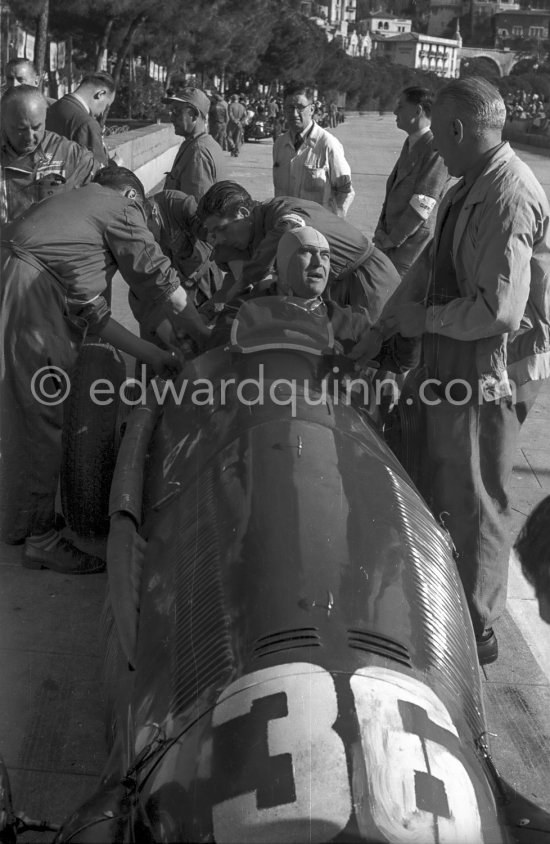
[
  {"xmin": 244, "ymin": 114, "xmax": 273, "ymax": 142},
  {"xmin": 2, "ymin": 297, "xmax": 548, "ymax": 843}
]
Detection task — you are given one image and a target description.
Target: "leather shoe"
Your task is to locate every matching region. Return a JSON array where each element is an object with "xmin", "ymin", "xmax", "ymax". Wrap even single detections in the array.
[
  {"xmin": 477, "ymin": 628, "xmax": 498, "ymax": 665},
  {"xmin": 23, "ymin": 533, "xmax": 105, "ymax": 574}
]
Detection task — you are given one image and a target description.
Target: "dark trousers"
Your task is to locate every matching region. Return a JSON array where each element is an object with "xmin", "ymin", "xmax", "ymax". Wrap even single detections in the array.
[
  {"xmin": 211, "ymin": 124, "xmax": 227, "ymax": 150},
  {"xmin": 419, "ymin": 379, "xmax": 542, "ymax": 636},
  {"xmin": 227, "ymin": 122, "xmax": 243, "ymax": 154}
]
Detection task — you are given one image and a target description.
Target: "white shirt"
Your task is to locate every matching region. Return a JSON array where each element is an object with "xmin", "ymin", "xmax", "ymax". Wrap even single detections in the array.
[
  {"xmin": 407, "ymin": 125, "xmax": 431, "ymax": 151},
  {"xmin": 71, "ymin": 91, "xmax": 91, "ymax": 115},
  {"xmin": 272, "ymin": 122, "xmax": 355, "ymax": 218}
]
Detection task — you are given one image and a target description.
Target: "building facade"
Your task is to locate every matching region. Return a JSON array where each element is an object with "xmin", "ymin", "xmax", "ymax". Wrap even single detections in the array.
[
  {"xmin": 373, "ymin": 31, "xmax": 461, "ymax": 76},
  {"xmin": 495, "ymin": 8, "xmax": 550, "ymax": 43}
]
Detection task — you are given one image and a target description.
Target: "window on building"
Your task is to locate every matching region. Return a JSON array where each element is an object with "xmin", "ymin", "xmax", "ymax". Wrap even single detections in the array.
[
  {"xmin": 512, "ymin": 25, "xmax": 523, "ymax": 35},
  {"xmin": 499, "ymin": 28, "xmax": 509, "ymax": 37},
  {"xmin": 529, "ymin": 25, "xmax": 545, "ymax": 36},
  {"xmin": 383, "ymin": 21, "xmax": 389, "ymax": 28},
  {"xmin": 378, "ymin": 20, "xmax": 383, "ymax": 27}
]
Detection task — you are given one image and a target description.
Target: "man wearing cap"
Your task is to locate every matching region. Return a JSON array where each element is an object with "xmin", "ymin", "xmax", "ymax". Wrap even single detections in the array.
[{"xmin": 163, "ymin": 87, "xmax": 226, "ymax": 202}]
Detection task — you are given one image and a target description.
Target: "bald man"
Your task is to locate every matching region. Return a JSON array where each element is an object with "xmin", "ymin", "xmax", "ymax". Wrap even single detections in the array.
[{"xmin": 0, "ymin": 85, "xmax": 99, "ymax": 223}]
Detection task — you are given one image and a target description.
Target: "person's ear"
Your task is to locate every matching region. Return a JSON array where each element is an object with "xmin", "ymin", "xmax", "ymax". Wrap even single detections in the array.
[
  {"xmin": 451, "ymin": 118, "xmax": 465, "ymax": 143},
  {"xmin": 235, "ymin": 206, "xmax": 251, "ymax": 219},
  {"xmin": 123, "ymin": 187, "xmax": 138, "ymax": 200}
]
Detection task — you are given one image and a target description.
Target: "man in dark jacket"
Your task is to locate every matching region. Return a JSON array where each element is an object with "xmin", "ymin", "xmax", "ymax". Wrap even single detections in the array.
[
  {"xmin": 0, "ymin": 85, "xmax": 99, "ymax": 223},
  {"xmin": 128, "ymin": 187, "xmax": 222, "ymax": 338},
  {"xmin": 163, "ymin": 87, "xmax": 226, "ymax": 201},
  {"xmin": 0, "ymin": 168, "xmax": 207, "ymax": 572},
  {"xmin": 209, "ymin": 92, "xmax": 229, "ymax": 150},
  {"xmin": 196, "ymin": 180, "xmax": 400, "ymax": 323},
  {"xmin": 226, "ymin": 94, "xmax": 247, "ymax": 158},
  {"xmin": 46, "ymin": 71, "xmax": 117, "ymax": 166},
  {"xmin": 374, "ymin": 86, "xmax": 450, "ymax": 277}
]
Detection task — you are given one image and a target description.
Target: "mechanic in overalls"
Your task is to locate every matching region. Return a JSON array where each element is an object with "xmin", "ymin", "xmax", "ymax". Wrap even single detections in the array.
[{"xmin": 0, "ymin": 168, "xmax": 208, "ymax": 573}]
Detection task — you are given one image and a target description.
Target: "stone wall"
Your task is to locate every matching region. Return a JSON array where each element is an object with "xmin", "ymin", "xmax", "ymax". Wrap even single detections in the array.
[
  {"xmin": 104, "ymin": 123, "xmax": 180, "ymax": 192},
  {"xmin": 503, "ymin": 119, "xmax": 550, "ymax": 155}
]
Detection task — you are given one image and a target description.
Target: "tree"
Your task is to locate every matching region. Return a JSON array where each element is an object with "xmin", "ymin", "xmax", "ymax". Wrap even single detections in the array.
[{"xmin": 256, "ymin": 3, "xmax": 327, "ymax": 85}]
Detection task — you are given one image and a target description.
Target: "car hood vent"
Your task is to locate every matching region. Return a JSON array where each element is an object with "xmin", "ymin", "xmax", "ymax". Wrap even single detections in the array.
[
  {"xmin": 348, "ymin": 628, "xmax": 412, "ymax": 668},
  {"xmin": 253, "ymin": 627, "xmax": 321, "ymax": 658}
]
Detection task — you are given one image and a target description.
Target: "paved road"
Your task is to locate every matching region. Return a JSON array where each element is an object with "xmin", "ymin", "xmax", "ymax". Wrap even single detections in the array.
[{"xmin": 1, "ymin": 114, "xmax": 549, "ymax": 838}]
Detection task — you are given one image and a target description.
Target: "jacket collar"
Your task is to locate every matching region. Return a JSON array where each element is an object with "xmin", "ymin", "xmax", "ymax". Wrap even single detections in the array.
[
  {"xmin": 434, "ymin": 142, "xmax": 515, "ymax": 257},
  {"xmin": 0, "ymin": 134, "xmax": 50, "ymax": 169},
  {"xmin": 391, "ymin": 130, "xmax": 434, "ymax": 187}
]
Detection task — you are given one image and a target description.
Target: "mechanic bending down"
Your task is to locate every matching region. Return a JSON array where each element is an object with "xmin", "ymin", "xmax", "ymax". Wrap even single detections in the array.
[{"xmin": 0, "ymin": 166, "xmax": 210, "ymax": 574}]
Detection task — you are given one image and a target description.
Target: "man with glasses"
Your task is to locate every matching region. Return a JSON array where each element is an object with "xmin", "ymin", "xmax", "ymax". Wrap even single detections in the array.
[
  {"xmin": 273, "ymin": 83, "xmax": 355, "ymax": 218},
  {"xmin": 163, "ymin": 87, "xmax": 226, "ymax": 201}
]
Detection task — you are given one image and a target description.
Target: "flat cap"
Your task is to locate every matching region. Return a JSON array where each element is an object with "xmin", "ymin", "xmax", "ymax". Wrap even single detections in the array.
[{"xmin": 161, "ymin": 87, "xmax": 210, "ymax": 117}]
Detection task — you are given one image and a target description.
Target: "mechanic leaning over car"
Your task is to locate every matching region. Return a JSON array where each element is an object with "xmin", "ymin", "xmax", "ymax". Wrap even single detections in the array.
[
  {"xmin": 196, "ymin": 180, "xmax": 400, "ymax": 322},
  {"xmin": 0, "ymin": 166, "xmax": 210, "ymax": 573}
]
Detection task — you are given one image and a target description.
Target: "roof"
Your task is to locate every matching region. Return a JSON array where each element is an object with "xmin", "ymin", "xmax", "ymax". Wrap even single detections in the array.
[
  {"xmin": 373, "ymin": 30, "xmax": 460, "ymax": 43},
  {"xmin": 495, "ymin": 7, "xmax": 550, "ymax": 14}
]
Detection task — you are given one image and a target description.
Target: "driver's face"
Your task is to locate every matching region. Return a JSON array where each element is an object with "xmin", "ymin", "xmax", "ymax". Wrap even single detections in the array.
[{"xmin": 286, "ymin": 244, "xmax": 331, "ymax": 298}]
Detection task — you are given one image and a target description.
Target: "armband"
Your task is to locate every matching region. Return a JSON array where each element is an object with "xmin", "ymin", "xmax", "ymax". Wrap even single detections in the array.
[
  {"xmin": 275, "ymin": 213, "xmax": 306, "ymax": 232},
  {"xmin": 409, "ymin": 193, "xmax": 437, "ymax": 220}
]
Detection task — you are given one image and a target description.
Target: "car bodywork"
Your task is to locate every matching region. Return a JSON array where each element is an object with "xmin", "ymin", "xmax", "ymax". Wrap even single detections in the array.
[
  {"xmin": 51, "ymin": 298, "xmax": 526, "ymax": 843},
  {"xmin": 244, "ymin": 116, "xmax": 273, "ymax": 142}
]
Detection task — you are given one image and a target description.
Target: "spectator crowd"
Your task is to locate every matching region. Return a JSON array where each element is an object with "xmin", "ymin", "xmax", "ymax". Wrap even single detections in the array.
[{"xmin": 1, "ymin": 64, "xmax": 549, "ymax": 675}]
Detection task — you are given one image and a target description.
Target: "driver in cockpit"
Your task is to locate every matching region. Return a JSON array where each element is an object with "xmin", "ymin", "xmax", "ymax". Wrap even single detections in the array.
[
  {"xmin": 207, "ymin": 225, "xmax": 419, "ymax": 377},
  {"xmin": 207, "ymin": 225, "xmax": 372, "ymax": 352}
]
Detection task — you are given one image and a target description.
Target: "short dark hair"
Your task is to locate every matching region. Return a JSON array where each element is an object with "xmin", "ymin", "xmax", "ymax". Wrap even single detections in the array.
[
  {"xmin": 79, "ymin": 71, "xmax": 116, "ymax": 92},
  {"xmin": 92, "ymin": 164, "xmax": 145, "ymax": 200},
  {"xmin": 402, "ymin": 86, "xmax": 433, "ymax": 117},
  {"xmin": 283, "ymin": 83, "xmax": 314, "ymax": 103},
  {"xmin": 5, "ymin": 58, "xmax": 38, "ymax": 75},
  {"xmin": 197, "ymin": 180, "xmax": 254, "ymax": 222},
  {"xmin": 514, "ymin": 495, "xmax": 550, "ymax": 604}
]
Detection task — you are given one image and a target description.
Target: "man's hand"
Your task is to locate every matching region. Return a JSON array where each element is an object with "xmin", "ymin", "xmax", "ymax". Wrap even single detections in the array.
[
  {"xmin": 150, "ymin": 349, "xmax": 183, "ymax": 379},
  {"xmin": 382, "ymin": 303, "xmax": 426, "ymax": 338},
  {"xmin": 349, "ymin": 326, "xmax": 385, "ymax": 369}
]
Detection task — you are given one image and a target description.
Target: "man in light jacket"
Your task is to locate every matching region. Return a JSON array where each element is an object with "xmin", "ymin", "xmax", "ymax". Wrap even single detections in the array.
[
  {"xmin": 354, "ymin": 77, "xmax": 550, "ymax": 666},
  {"xmin": 272, "ymin": 83, "xmax": 355, "ymax": 218}
]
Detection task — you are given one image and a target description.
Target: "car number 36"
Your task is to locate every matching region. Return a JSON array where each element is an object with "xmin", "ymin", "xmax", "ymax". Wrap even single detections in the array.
[{"xmin": 211, "ymin": 663, "xmax": 484, "ymax": 844}]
